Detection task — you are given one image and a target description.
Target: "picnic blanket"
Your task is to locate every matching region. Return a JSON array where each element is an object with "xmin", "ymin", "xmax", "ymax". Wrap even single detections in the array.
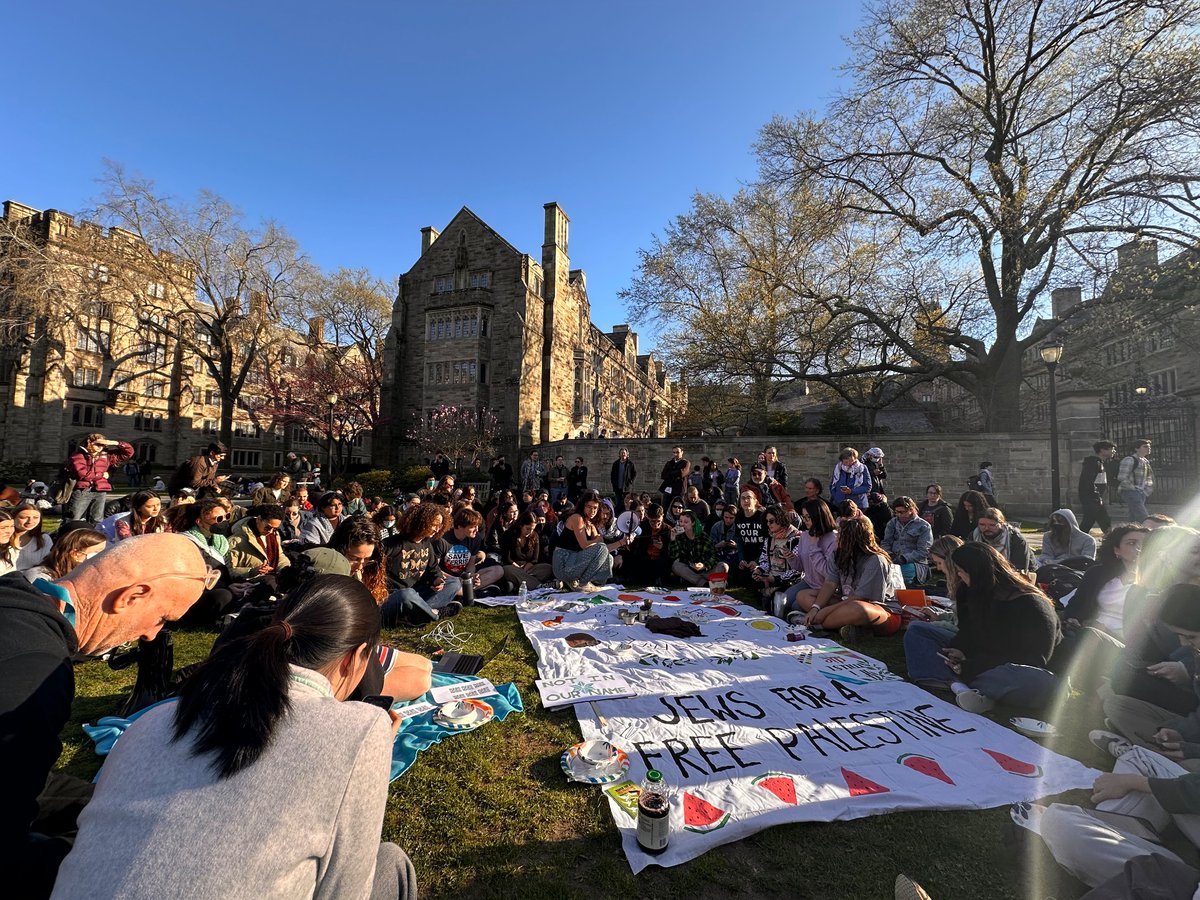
[
  {"xmin": 513, "ymin": 588, "xmax": 1099, "ymax": 873},
  {"xmin": 388, "ymin": 673, "xmax": 523, "ymax": 781},
  {"xmin": 83, "ymin": 674, "xmax": 523, "ymax": 784}
]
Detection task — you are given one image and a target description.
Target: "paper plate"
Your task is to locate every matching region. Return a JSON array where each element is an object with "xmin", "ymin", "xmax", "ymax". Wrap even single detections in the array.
[
  {"xmin": 1009, "ymin": 717, "xmax": 1057, "ymax": 738},
  {"xmin": 434, "ymin": 698, "xmax": 494, "ymax": 731},
  {"xmin": 615, "ymin": 511, "xmax": 641, "ymax": 535},
  {"xmin": 560, "ymin": 741, "xmax": 632, "ymax": 785}
]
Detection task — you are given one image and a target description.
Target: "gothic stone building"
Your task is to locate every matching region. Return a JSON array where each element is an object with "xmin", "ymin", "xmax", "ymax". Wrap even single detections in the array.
[
  {"xmin": 379, "ymin": 203, "xmax": 682, "ymax": 466},
  {"xmin": 0, "ymin": 199, "xmax": 370, "ymax": 477}
]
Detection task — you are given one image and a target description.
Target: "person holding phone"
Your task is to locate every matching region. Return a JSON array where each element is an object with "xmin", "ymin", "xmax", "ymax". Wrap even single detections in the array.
[
  {"xmin": 901, "ymin": 541, "xmax": 1061, "ymax": 714},
  {"xmin": 1095, "ymin": 583, "xmax": 1200, "ymax": 770},
  {"xmin": 52, "ymin": 575, "xmax": 417, "ymax": 900}
]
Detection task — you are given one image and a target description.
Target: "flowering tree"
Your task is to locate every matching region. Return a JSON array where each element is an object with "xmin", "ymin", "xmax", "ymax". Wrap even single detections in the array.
[{"xmin": 407, "ymin": 404, "xmax": 500, "ymax": 473}]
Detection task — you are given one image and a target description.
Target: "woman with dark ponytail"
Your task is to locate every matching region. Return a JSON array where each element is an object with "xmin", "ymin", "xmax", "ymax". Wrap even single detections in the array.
[{"xmin": 53, "ymin": 575, "xmax": 418, "ymax": 900}]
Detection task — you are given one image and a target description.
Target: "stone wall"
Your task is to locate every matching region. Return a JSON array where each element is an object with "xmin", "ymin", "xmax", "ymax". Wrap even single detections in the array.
[{"xmin": 531, "ymin": 433, "xmax": 1074, "ymax": 520}]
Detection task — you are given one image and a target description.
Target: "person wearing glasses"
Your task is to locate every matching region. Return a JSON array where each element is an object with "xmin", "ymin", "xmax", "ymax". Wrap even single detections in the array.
[
  {"xmin": 228, "ymin": 504, "xmax": 291, "ymax": 588},
  {"xmin": 0, "ymin": 534, "xmax": 210, "ymax": 898},
  {"xmin": 167, "ymin": 500, "xmax": 236, "ymax": 624}
]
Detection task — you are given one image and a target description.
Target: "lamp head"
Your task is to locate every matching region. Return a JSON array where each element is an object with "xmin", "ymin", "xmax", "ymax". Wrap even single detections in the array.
[
  {"xmin": 1039, "ymin": 341, "xmax": 1064, "ymax": 366},
  {"xmin": 325, "ymin": 392, "xmax": 339, "ymax": 406}
]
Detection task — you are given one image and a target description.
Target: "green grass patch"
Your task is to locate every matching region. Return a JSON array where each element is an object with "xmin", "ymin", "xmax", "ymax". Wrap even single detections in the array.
[{"xmin": 61, "ymin": 590, "xmax": 1114, "ymax": 899}]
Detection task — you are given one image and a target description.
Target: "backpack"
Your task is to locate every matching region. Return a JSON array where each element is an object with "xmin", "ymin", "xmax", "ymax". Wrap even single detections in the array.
[
  {"xmin": 49, "ymin": 465, "xmax": 76, "ymax": 506},
  {"xmin": 967, "ymin": 474, "xmax": 984, "ymax": 492}
]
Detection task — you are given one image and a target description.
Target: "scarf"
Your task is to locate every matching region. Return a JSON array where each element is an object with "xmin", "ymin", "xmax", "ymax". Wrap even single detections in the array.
[{"xmin": 975, "ymin": 524, "xmax": 1012, "ymax": 559}]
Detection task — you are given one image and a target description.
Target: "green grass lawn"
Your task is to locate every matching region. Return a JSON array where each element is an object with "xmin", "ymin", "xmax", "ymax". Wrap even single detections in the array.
[{"xmin": 61, "ymin": 592, "xmax": 1129, "ymax": 900}]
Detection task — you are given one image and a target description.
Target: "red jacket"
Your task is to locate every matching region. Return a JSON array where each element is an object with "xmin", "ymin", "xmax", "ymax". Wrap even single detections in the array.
[{"xmin": 67, "ymin": 441, "xmax": 134, "ymax": 491}]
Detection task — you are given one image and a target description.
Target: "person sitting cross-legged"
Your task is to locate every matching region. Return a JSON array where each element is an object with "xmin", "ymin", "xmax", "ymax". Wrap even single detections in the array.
[
  {"xmin": 380, "ymin": 504, "xmax": 462, "ymax": 626},
  {"xmin": 1017, "ymin": 744, "xmax": 1200, "ymax": 897},
  {"xmin": 880, "ymin": 496, "xmax": 933, "ymax": 585},
  {"xmin": 903, "ymin": 541, "xmax": 1063, "ymax": 714},
  {"xmin": 50, "ymin": 575, "xmax": 418, "ymax": 900},
  {"xmin": 550, "ymin": 490, "xmax": 613, "ymax": 590},
  {"xmin": 792, "ymin": 516, "xmax": 901, "ymax": 643},
  {"xmin": 668, "ymin": 509, "xmax": 727, "ymax": 587}
]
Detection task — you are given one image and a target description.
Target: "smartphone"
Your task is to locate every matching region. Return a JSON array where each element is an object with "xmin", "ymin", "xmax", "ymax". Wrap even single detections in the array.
[{"xmin": 361, "ymin": 694, "xmax": 394, "ymax": 711}]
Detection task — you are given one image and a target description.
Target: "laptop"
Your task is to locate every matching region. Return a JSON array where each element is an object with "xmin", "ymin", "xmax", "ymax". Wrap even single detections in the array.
[{"xmin": 434, "ymin": 635, "xmax": 509, "ymax": 676}]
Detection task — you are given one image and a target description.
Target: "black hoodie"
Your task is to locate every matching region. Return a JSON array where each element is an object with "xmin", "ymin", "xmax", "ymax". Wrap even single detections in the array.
[{"xmin": 0, "ymin": 572, "xmax": 79, "ymax": 896}]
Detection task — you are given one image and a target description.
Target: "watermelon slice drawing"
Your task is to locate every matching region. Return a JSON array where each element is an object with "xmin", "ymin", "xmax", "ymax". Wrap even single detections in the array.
[
  {"xmin": 752, "ymin": 772, "xmax": 798, "ymax": 805},
  {"xmin": 663, "ymin": 594, "xmax": 682, "ymax": 602},
  {"xmin": 683, "ymin": 791, "xmax": 731, "ymax": 833},
  {"xmin": 897, "ymin": 753, "xmax": 955, "ymax": 785},
  {"xmin": 983, "ymin": 749, "xmax": 1043, "ymax": 778},
  {"xmin": 711, "ymin": 605, "xmax": 740, "ymax": 617},
  {"xmin": 841, "ymin": 767, "xmax": 890, "ymax": 797}
]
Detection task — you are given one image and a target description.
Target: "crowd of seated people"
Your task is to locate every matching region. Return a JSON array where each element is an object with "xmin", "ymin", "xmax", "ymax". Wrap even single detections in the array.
[{"xmin": 5, "ymin": 436, "xmax": 1199, "ymax": 898}]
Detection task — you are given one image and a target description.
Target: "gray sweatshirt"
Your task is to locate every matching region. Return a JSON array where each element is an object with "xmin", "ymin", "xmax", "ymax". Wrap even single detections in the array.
[{"xmin": 52, "ymin": 666, "xmax": 394, "ymax": 900}]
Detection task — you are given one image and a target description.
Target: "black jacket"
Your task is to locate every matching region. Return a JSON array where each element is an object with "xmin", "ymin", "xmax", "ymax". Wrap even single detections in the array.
[
  {"xmin": 1077, "ymin": 455, "xmax": 1109, "ymax": 504},
  {"xmin": 610, "ymin": 458, "xmax": 637, "ymax": 495},
  {"xmin": 917, "ymin": 499, "xmax": 953, "ymax": 538},
  {"xmin": 949, "ymin": 589, "xmax": 1062, "ymax": 682},
  {"xmin": 0, "ymin": 574, "xmax": 79, "ymax": 896},
  {"xmin": 1063, "ymin": 561, "xmax": 1124, "ymax": 627}
]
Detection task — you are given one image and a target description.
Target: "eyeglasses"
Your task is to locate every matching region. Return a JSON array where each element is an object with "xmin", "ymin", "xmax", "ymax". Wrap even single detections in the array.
[
  {"xmin": 144, "ymin": 568, "xmax": 223, "ymax": 591},
  {"xmin": 211, "ymin": 514, "xmax": 227, "ymax": 522}
]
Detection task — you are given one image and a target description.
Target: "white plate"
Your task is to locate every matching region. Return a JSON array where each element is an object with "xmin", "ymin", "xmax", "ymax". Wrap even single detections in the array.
[
  {"xmin": 433, "ymin": 699, "xmax": 495, "ymax": 731},
  {"xmin": 1009, "ymin": 717, "xmax": 1057, "ymax": 738}
]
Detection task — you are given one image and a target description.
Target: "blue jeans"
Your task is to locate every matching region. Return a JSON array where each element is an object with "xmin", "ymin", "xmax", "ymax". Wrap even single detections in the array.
[
  {"xmin": 1121, "ymin": 489, "xmax": 1149, "ymax": 522},
  {"xmin": 380, "ymin": 577, "xmax": 462, "ymax": 627},
  {"xmin": 904, "ymin": 621, "xmax": 1060, "ymax": 709},
  {"xmin": 67, "ymin": 488, "xmax": 109, "ymax": 523}
]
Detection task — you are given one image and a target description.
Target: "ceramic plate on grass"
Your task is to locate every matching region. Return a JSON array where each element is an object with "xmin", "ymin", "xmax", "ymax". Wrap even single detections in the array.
[
  {"xmin": 1009, "ymin": 717, "xmax": 1057, "ymax": 738},
  {"xmin": 434, "ymin": 698, "xmax": 494, "ymax": 731},
  {"xmin": 560, "ymin": 741, "xmax": 631, "ymax": 785}
]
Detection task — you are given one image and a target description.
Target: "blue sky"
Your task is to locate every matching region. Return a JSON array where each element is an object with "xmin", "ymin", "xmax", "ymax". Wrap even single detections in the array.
[{"xmin": 3, "ymin": 1, "xmax": 862, "ymax": 341}]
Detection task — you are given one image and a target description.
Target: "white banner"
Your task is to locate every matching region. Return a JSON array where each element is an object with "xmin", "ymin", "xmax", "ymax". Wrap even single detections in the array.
[{"xmin": 514, "ymin": 590, "xmax": 1100, "ymax": 873}]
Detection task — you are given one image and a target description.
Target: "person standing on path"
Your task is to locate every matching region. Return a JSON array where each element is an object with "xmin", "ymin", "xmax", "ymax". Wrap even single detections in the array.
[
  {"xmin": 1119, "ymin": 440, "xmax": 1155, "ymax": 522},
  {"xmin": 658, "ymin": 446, "xmax": 689, "ymax": 504},
  {"xmin": 1078, "ymin": 440, "xmax": 1117, "ymax": 534},
  {"xmin": 610, "ymin": 447, "xmax": 636, "ymax": 498}
]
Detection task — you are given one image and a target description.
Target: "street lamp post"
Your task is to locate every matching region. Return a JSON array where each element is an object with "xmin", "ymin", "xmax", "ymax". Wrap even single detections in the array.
[
  {"xmin": 1134, "ymin": 378, "xmax": 1150, "ymax": 438},
  {"xmin": 1040, "ymin": 341, "xmax": 1064, "ymax": 511},
  {"xmin": 325, "ymin": 392, "xmax": 338, "ymax": 479}
]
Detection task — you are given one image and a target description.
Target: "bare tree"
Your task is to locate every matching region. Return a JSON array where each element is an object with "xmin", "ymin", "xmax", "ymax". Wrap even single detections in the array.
[
  {"xmin": 757, "ymin": 0, "xmax": 1200, "ymax": 430},
  {"xmin": 94, "ymin": 162, "xmax": 318, "ymax": 450}
]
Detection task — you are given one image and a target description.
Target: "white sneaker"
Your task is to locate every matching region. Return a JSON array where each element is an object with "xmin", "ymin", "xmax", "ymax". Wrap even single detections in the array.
[
  {"xmin": 956, "ymin": 690, "xmax": 995, "ymax": 714},
  {"xmin": 786, "ymin": 611, "xmax": 806, "ymax": 626}
]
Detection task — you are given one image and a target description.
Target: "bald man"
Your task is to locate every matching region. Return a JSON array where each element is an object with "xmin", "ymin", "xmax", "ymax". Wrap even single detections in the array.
[{"xmin": 0, "ymin": 533, "xmax": 208, "ymax": 899}]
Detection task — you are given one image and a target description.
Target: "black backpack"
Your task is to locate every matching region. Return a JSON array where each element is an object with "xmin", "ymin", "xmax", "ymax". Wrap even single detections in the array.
[{"xmin": 967, "ymin": 474, "xmax": 984, "ymax": 492}]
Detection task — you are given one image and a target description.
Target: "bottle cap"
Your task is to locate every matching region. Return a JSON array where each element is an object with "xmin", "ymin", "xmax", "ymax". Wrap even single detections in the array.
[{"xmin": 646, "ymin": 769, "xmax": 663, "ymax": 783}]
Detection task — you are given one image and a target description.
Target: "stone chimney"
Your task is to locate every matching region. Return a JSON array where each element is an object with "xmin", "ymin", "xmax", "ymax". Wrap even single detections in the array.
[
  {"xmin": 1117, "ymin": 239, "xmax": 1158, "ymax": 271},
  {"xmin": 1051, "ymin": 286, "xmax": 1082, "ymax": 318},
  {"xmin": 542, "ymin": 202, "xmax": 569, "ymax": 303},
  {"xmin": 421, "ymin": 226, "xmax": 440, "ymax": 256},
  {"xmin": 248, "ymin": 291, "xmax": 269, "ymax": 319}
]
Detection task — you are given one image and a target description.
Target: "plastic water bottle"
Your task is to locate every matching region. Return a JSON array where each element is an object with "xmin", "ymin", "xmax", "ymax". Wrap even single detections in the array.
[
  {"xmin": 517, "ymin": 582, "xmax": 528, "ymax": 603},
  {"xmin": 636, "ymin": 769, "xmax": 671, "ymax": 854}
]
